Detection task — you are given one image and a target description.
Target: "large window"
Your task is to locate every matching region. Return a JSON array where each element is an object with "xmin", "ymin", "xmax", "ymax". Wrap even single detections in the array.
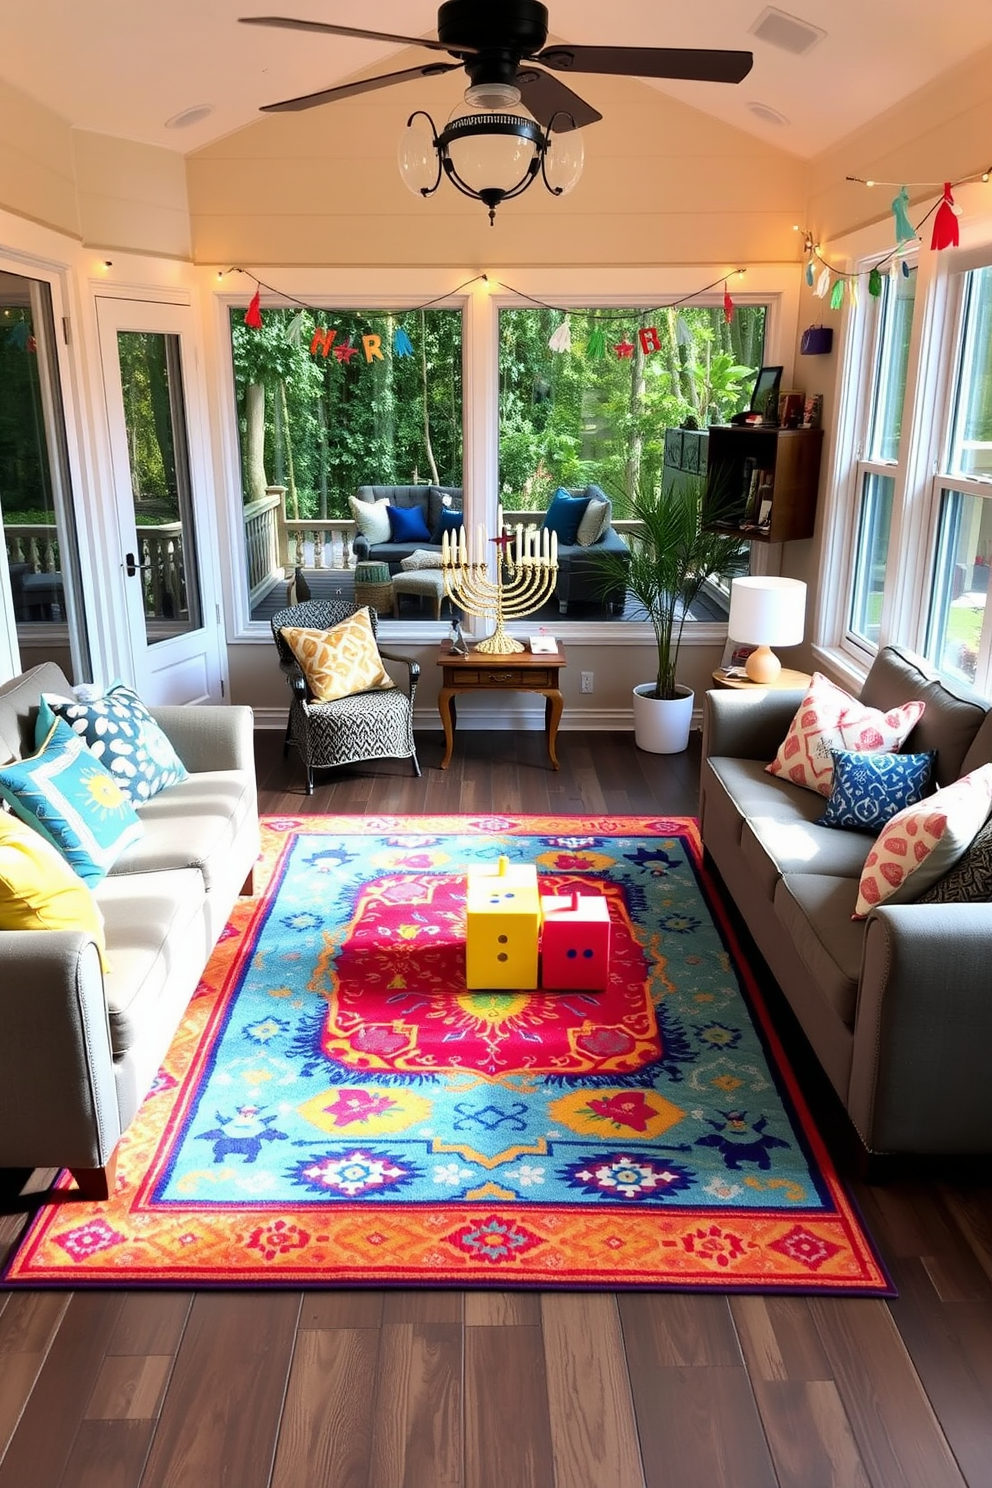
[
  {"xmin": 497, "ymin": 303, "xmax": 766, "ymax": 621},
  {"xmin": 923, "ymin": 265, "xmax": 992, "ymax": 685},
  {"xmin": 847, "ymin": 266, "xmax": 916, "ymax": 651},
  {"xmin": 228, "ymin": 306, "xmax": 463, "ymax": 619}
]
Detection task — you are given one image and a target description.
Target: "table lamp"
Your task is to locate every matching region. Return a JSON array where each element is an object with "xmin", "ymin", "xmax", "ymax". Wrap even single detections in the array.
[{"xmin": 727, "ymin": 576, "xmax": 807, "ymax": 684}]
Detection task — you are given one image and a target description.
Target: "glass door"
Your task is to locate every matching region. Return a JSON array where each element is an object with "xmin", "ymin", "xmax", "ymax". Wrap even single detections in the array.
[
  {"xmin": 0, "ymin": 269, "xmax": 90, "ymax": 682},
  {"xmin": 96, "ymin": 298, "xmax": 224, "ymax": 704}
]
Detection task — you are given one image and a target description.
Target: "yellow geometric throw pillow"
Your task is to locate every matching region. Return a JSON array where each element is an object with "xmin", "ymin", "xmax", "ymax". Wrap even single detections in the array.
[
  {"xmin": 0, "ymin": 810, "xmax": 108, "ymax": 970},
  {"xmin": 281, "ymin": 607, "xmax": 395, "ymax": 702}
]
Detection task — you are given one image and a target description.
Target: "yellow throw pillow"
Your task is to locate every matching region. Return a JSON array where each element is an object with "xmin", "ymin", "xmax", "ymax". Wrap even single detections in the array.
[
  {"xmin": 282, "ymin": 607, "xmax": 396, "ymax": 702},
  {"xmin": 0, "ymin": 811, "xmax": 108, "ymax": 970}
]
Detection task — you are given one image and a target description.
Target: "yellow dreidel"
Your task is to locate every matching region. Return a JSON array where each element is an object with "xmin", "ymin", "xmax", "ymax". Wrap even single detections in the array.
[{"xmin": 465, "ymin": 854, "xmax": 541, "ymax": 990}]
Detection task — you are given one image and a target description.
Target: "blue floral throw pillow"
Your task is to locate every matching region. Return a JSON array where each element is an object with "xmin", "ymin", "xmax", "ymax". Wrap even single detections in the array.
[
  {"xmin": 818, "ymin": 748, "xmax": 936, "ymax": 833},
  {"xmin": 0, "ymin": 717, "xmax": 143, "ymax": 884},
  {"xmin": 38, "ymin": 683, "xmax": 188, "ymax": 804}
]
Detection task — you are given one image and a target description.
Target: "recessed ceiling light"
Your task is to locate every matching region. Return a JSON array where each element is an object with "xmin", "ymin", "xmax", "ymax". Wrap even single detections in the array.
[
  {"xmin": 747, "ymin": 101, "xmax": 789, "ymax": 126},
  {"xmin": 165, "ymin": 104, "xmax": 214, "ymax": 130},
  {"xmin": 750, "ymin": 7, "xmax": 826, "ymax": 55}
]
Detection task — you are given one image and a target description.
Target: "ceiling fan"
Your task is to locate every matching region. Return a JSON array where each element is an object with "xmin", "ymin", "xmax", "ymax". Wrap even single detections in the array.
[{"xmin": 239, "ymin": 2, "xmax": 754, "ymax": 221}]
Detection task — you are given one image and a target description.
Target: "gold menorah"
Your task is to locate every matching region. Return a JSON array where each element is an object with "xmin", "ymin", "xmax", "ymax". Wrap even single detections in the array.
[{"xmin": 441, "ymin": 505, "xmax": 559, "ymax": 655}]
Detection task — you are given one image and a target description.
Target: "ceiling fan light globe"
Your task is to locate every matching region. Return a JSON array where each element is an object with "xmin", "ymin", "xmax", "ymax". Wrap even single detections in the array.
[
  {"xmin": 543, "ymin": 125, "xmax": 583, "ymax": 195},
  {"xmin": 442, "ymin": 99, "xmax": 542, "ymax": 194},
  {"xmin": 398, "ymin": 113, "xmax": 440, "ymax": 195}
]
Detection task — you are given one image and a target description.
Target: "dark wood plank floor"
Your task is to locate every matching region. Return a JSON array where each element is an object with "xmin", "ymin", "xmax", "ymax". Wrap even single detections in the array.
[{"xmin": 2, "ymin": 726, "xmax": 991, "ymax": 1488}]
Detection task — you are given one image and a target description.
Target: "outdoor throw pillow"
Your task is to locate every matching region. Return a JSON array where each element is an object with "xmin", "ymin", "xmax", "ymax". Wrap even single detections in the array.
[
  {"xmin": 400, "ymin": 549, "xmax": 445, "ymax": 571},
  {"xmin": 542, "ymin": 488, "xmax": 590, "ymax": 546},
  {"xmin": 387, "ymin": 504, "xmax": 432, "ymax": 544},
  {"xmin": 0, "ymin": 717, "xmax": 144, "ymax": 885},
  {"xmin": 766, "ymin": 672, "xmax": 926, "ymax": 797},
  {"xmin": 0, "ymin": 810, "xmax": 108, "ymax": 969},
  {"xmin": 430, "ymin": 507, "xmax": 464, "ymax": 546},
  {"xmin": 347, "ymin": 496, "xmax": 391, "ymax": 546},
  {"xmin": 281, "ymin": 607, "xmax": 395, "ymax": 702},
  {"xmin": 818, "ymin": 749, "xmax": 936, "ymax": 832},
  {"xmin": 39, "ymin": 683, "xmax": 188, "ymax": 804},
  {"xmin": 918, "ymin": 810, "xmax": 992, "ymax": 903},
  {"xmin": 853, "ymin": 763, "xmax": 992, "ymax": 917},
  {"xmin": 575, "ymin": 497, "xmax": 610, "ymax": 547}
]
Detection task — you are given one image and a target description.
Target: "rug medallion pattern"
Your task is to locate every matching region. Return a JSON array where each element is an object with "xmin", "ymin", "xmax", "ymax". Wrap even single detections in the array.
[{"xmin": 4, "ymin": 816, "xmax": 891, "ymax": 1292}]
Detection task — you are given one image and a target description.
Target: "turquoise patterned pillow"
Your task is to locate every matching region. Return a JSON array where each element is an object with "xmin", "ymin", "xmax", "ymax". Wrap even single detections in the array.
[
  {"xmin": 0, "ymin": 718, "xmax": 144, "ymax": 884},
  {"xmin": 38, "ymin": 683, "xmax": 188, "ymax": 804},
  {"xmin": 818, "ymin": 749, "xmax": 936, "ymax": 833}
]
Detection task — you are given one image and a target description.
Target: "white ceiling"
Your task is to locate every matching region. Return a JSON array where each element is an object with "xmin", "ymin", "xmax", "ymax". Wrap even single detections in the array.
[{"xmin": 2, "ymin": 0, "xmax": 990, "ymax": 161}]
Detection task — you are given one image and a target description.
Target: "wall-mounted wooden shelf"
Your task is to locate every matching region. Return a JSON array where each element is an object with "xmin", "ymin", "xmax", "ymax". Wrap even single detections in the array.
[{"xmin": 700, "ymin": 425, "xmax": 824, "ymax": 544}]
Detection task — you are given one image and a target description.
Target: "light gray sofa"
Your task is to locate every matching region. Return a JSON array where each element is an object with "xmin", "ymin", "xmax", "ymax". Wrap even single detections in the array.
[
  {"xmin": 700, "ymin": 645, "xmax": 992, "ymax": 1160},
  {"xmin": 0, "ymin": 662, "xmax": 260, "ymax": 1199}
]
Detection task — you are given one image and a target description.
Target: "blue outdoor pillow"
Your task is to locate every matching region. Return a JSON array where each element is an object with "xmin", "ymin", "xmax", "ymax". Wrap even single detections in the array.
[
  {"xmin": 541, "ymin": 488, "xmax": 590, "ymax": 546},
  {"xmin": 818, "ymin": 749, "xmax": 936, "ymax": 833},
  {"xmin": 387, "ymin": 504, "xmax": 432, "ymax": 544},
  {"xmin": 0, "ymin": 717, "xmax": 144, "ymax": 884},
  {"xmin": 431, "ymin": 507, "xmax": 465, "ymax": 545}
]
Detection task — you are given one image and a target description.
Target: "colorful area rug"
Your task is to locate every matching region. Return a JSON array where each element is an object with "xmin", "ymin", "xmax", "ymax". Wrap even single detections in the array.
[{"xmin": 4, "ymin": 816, "xmax": 891, "ymax": 1293}]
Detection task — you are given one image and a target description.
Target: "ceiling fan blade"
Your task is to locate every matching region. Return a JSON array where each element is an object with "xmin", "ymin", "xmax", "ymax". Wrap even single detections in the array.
[
  {"xmin": 260, "ymin": 62, "xmax": 460, "ymax": 113},
  {"xmin": 536, "ymin": 45, "xmax": 753, "ymax": 85},
  {"xmin": 239, "ymin": 15, "xmax": 478, "ymax": 57},
  {"xmin": 515, "ymin": 68, "xmax": 602, "ymax": 131}
]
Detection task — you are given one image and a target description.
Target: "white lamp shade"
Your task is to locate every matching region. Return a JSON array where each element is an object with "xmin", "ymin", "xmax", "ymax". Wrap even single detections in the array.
[{"xmin": 728, "ymin": 576, "xmax": 807, "ymax": 647}]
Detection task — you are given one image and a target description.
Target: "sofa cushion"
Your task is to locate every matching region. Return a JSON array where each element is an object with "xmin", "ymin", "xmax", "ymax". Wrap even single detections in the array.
[
  {"xmin": 766, "ymin": 672, "xmax": 925, "ymax": 797},
  {"xmin": 0, "ymin": 660, "xmax": 75, "ymax": 761},
  {"xmin": 543, "ymin": 489, "xmax": 590, "ymax": 545},
  {"xmin": 854, "ymin": 764, "xmax": 992, "ymax": 916},
  {"xmin": 860, "ymin": 645, "xmax": 988, "ymax": 787},
  {"xmin": 0, "ymin": 810, "xmax": 107, "ymax": 969},
  {"xmin": 774, "ymin": 874, "xmax": 864, "ymax": 1028},
  {"xmin": 959, "ymin": 707, "xmax": 992, "ymax": 777},
  {"xmin": 818, "ymin": 749, "xmax": 936, "ymax": 833},
  {"xmin": 431, "ymin": 507, "xmax": 464, "ymax": 545},
  {"xmin": 0, "ymin": 718, "xmax": 144, "ymax": 885},
  {"xmin": 387, "ymin": 503, "xmax": 431, "ymax": 544},
  {"xmin": 576, "ymin": 497, "xmax": 610, "ymax": 547},
  {"xmin": 110, "ymin": 770, "xmax": 259, "ymax": 896},
  {"xmin": 741, "ymin": 814, "xmax": 874, "ymax": 901},
  {"xmin": 348, "ymin": 495, "xmax": 391, "ymax": 545},
  {"xmin": 39, "ymin": 683, "xmax": 188, "ymax": 804},
  {"xmin": 281, "ymin": 609, "xmax": 394, "ymax": 702},
  {"xmin": 95, "ymin": 867, "xmax": 206, "ymax": 1056},
  {"xmin": 919, "ymin": 813, "xmax": 992, "ymax": 903},
  {"xmin": 400, "ymin": 548, "xmax": 444, "ymax": 570}
]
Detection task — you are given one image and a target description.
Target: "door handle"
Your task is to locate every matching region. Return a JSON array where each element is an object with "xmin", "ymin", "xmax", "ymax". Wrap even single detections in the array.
[{"xmin": 124, "ymin": 551, "xmax": 151, "ymax": 577}]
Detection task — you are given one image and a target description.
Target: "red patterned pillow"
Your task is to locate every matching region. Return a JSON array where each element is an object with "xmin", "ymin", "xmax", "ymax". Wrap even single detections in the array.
[
  {"xmin": 854, "ymin": 764, "xmax": 992, "ymax": 917},
  {"xmin": 766, "ymin": 673, "xmax": 925, "ymax": 797}
]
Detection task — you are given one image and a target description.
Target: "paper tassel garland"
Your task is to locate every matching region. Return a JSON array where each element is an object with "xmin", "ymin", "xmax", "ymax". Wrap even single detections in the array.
[
  {"xmin": 931, "ymin": 183, "xmax": 960, "ymax": 251},
  {"xmin": 805, "ymin": 260, "xmax": 815, "ymax": 287},
  {"xmin": 815, "ymin": 267, "xmax": 832, "ymax": 299},
  {"xmin": 244, "ymin": 290, "xmax": 263, "ymax": 329},
  {"xmin": 868, "ymin": 267, "xmax": 883, "ymax": 297},
  {"xmin": 548, "ymin": 322, "xmax": 572, "ymax": 353},
  {"xmin": 891, "ymin": 186, "xmax": 918, "ymax": 247},
  {"xmin": 723, "ymin": 285, "xmax": 734, "ymax": 324},
  {"xmin": 586, "ymin": 329, "xmax": 606, "ymax": 359},
  {"xmin": 830, "ymin": 278, "xmax": 845, "ymax": 310},
  {"xmin": 393, "ymin": 328, "xmax": 414, "ymax": 357}
]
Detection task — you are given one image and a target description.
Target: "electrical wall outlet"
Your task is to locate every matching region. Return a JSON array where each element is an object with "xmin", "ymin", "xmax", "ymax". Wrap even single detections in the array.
[{"xmin": 580, "ymin": 671, "xmax": 594, "ymax": 693}]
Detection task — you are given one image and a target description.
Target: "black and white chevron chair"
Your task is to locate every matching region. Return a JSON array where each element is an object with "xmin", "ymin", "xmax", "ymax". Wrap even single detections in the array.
[{"xmin": 271, "ymin": 600, "xmax": 421, "ymax": 793}]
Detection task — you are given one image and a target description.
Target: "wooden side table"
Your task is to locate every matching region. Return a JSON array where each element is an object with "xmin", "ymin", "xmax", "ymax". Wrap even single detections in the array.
[
  {"xmin": 437, "ymin": 642, "xmax": 567, "ymax": 770},
  {"xmin": 712, "ymin": 667, "xmax": 811, "ymax": 691}
]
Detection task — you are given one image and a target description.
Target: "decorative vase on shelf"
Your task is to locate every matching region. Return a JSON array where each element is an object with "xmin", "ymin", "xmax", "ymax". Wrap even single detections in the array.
[{"xmin": 632, "ymin": 684, "xmax": 694, "ymax": 754}]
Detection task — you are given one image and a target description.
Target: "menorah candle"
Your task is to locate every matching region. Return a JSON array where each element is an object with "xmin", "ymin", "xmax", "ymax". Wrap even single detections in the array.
[
  {"xmin": 550, "ymin": 530, "xmax": 558, "ymax": 563},
  {"xmin": 515, "ymin": 523, "xmax": 522, "ymax": 563}
]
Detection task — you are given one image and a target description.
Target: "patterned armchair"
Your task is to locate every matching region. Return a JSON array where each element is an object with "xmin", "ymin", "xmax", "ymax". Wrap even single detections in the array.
[{"xmin": 271, "ymin": 600, "xmax": 421, "ymax": 793}]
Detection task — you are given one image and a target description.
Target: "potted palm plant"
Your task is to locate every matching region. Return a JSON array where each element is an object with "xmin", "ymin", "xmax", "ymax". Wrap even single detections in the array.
[{"xmin": 598, "ymin": 467, "xmax": 748, "ymax": 753}]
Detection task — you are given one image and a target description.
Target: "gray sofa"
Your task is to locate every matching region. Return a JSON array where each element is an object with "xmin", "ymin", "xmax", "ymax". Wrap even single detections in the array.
[
  {"xmin": 0, "ymin": 662, "xmax": 260, "ymax": 1198},
  {"xmin": 352, "ymin": 482, "xmax": 631, "ymax": 615},
  {"xmin": 700, "ymin": 645, "xmax": 992, "ymax": 1160}
]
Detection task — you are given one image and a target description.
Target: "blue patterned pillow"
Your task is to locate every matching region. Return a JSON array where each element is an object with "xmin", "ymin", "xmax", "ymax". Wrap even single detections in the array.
[
  {"xmin": 818, "ymin": 749, "xmax": 936, "ymax": 832},
  {"xmin": 542, "ymin": 489, "xmax": 590, "ymax": 545},
  {"xmin": 0, "ymin": 718, "xmax": 144, "ymax": 884},
  {"xmin": 38, "ymin": 684, "xmax": 188, "ymax": 804}
]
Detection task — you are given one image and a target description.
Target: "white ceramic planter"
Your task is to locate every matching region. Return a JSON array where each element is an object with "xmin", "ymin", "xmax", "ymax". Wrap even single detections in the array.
[{"xmin": 632, "ymin": 683, "xmax": 694, "ymax": 754}]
